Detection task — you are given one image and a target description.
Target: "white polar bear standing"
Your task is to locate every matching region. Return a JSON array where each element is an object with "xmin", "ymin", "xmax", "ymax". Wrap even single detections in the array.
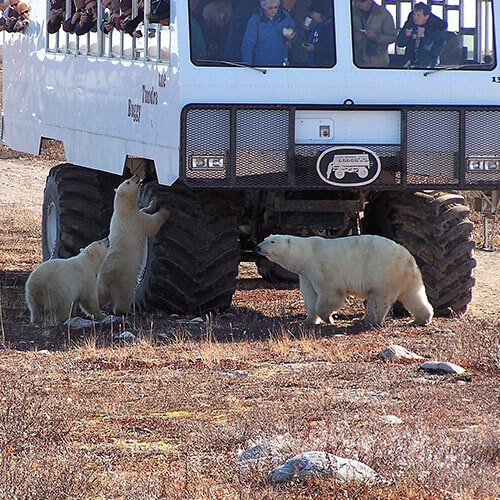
[
  {"xmin": 257, "ymin": 234, "xmax": 433, "ymax": 326},
  {"xmin": 25, "ymin": 238, "xmax": 109, "ymax": 325},
  {"xmin": 97, "ymin": 176, "xmax": 170, "ymax": 316}
]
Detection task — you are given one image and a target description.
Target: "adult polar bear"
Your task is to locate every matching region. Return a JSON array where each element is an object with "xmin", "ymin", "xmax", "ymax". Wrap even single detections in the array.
[
  {"xmin": 97, "ymin": 176, "xmax": 170, "ymax": 316},
  {"xmin": 257, "ymin": 234, "xmax": 433, "ymax": 326}
]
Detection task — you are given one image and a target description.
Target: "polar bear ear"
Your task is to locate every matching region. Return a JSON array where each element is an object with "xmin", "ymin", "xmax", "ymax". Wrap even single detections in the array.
[{"xmin": 114, "ymin": 188, "xmax": 117, "ymax": 193}]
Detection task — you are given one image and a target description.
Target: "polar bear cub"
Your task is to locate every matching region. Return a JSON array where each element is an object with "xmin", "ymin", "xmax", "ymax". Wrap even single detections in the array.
[
  {"xmin": 97, "ymin": 176, "xmax": 170, "ymax": 316},
  {"xmin": 25, "ymin": 238, "xmax": 109, "ymax": 325},
  {"xmin": 257, "ymin": 234, "xmax": 433, "ymax": 326}
]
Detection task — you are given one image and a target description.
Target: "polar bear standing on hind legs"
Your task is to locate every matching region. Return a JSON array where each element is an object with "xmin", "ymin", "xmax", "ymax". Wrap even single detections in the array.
[
  {"xmin": 97, "ymin": 176, "xmax": 170, "ymax": 316},
  {"xmin": 257, "ymin": 234, "xmax": 433, "ymax": 326}
]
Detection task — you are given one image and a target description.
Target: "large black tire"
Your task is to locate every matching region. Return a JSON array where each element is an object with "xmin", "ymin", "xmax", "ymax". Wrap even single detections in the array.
[
  {"xmin": 361, "ymin": 191, "xmax": 476, "ymax": 316},
  {"xmin": 256, "ymin": 257, "xmax": 299, "ymax": 283},
  {"xmin": 42, "ymin": 164, "xmax": 117, "ymax": 260},
  {"xmin": 134, "ymin": 182, "xmax": 240, "ymax": 315}
]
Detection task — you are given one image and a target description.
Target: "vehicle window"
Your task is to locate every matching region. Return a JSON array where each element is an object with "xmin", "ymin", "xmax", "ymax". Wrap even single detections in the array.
[
  {"xmin": 189, "ymin": 0, "xmax": 336, "ymax": 68},
  {"xmin": 351, "ymin": 0, "xmax": 495, "ymax": 70}
]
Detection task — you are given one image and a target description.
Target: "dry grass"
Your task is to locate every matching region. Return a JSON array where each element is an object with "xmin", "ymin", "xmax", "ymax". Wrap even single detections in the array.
[{"xmin": 0, "ymin": 202, "xmax": 499, "ymax": 499}]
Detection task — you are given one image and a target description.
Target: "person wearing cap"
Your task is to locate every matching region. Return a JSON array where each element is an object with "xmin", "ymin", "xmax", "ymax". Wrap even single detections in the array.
[
  {"xmin": 62, "ymin": 0, "xmax": 86, "ymax": 33},
  {"xmin": 352, "ymin": 0, "xmax": 396, "ymax": 68},
  {"xmin": 396, "ymin": 2, "xmax": 447, "ymax": 68},
  {"xmin": 241, "ymin": 0, "xmax": 296, "ymax": 67},
  {"xmin": 302, "ymin": 0, "xmax": 334, "ymax": 67}
]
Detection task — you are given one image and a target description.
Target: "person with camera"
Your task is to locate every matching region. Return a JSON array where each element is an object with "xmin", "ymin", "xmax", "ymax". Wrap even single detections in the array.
[
  {"xmin": 48, "ymin": 0, "xmax": 66, "ymax": 33},
  {"xmin": 396, "ymin": 2, "xmax": 447, "ymax": 68},
  {"xmin": 62, "ymin": 0, "xmax": 86, "ymax": 33},
  {"xmin": 74, "ymin": 0, "xmax": 98, "ymax": 35},
  {"xmin": 352, "ymin": 0, "xmax": 396, "ymax": 68}
]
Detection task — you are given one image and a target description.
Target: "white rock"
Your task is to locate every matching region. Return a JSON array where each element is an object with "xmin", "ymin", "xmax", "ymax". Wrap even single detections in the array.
[
  {"xmin": 267, "ymin": 451, "xmax": 390, "ymax": 485},
  {"xmin": 117, "ymin": 331, "xmax": 136, "ymax": 342},
  {"xmin": 63, "ymin": 317, "xmax": 95, "ymax": 329},
  {"xmin": 238, "ymin": 438, "xmax": 286, "ymax": 466},
  {"xmin": 381, "ymin": 415, "xmax": 403, "ymax": 424},
  {"xmin": 101, "ymin": 315, "xmax": 122, "ymax": 325},
  {"xmin": 190, "ymin": 317, "xmax": 204, "ymax": 323},
  {"xmin": 37, "ymin": 349, "xmax": 50, "ymax": 354},
  {"xmin": 218, "ymin": 370, "xmax": 249, "ymax": 377},
  {"xmin": 379, "ymin": 344, "xmax": 424, "ymax": 362},
  {"xmin": 418, "ymin": 360, "xmax": 466, "ymax": 375}
]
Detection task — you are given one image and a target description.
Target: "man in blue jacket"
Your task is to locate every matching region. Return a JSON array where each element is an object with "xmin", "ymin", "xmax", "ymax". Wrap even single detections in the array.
[{"xmin": 241, "ymin": 0, "xmax": 296, "ymax": 67}]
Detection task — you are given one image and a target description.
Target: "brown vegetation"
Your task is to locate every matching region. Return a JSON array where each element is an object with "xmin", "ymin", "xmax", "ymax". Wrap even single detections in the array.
[{"xmin": 0, "ymin": 202, "xmax": 499, "ymax": 499}]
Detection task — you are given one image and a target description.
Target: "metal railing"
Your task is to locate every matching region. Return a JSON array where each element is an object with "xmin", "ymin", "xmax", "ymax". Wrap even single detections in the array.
[{"xmin": 46, "ymin": 0, "xmax": 170, "ymax": 64}]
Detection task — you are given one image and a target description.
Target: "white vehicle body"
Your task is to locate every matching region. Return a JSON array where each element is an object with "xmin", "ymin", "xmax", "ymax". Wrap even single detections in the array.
[{"xmin": 3, "ymin": 1, "xmax": 500, "ymax": 190}]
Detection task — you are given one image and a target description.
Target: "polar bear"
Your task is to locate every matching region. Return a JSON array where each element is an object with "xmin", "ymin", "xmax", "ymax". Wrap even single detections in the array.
[
  {"xmin": 25, "ymin": 238, "xmax": 109, "ymax": 326},
  {"xmin": 97, "ymin": 176, "xmax": 170, "ymax": 316},
  {"xmin": 257, "ymin": 234, "xmax": 433, "ymax": 326}
]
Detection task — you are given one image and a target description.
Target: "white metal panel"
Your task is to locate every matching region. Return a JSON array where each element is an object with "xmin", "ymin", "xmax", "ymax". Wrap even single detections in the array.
[{"xmin": 295, "ymin": 111, "xmax": 401, "ymax": 144}]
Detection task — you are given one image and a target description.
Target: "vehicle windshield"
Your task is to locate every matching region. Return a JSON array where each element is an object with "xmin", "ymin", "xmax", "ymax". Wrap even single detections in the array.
[{"xmin": 188, "ymin": 0, "xmax": 336, "ymax": 68}]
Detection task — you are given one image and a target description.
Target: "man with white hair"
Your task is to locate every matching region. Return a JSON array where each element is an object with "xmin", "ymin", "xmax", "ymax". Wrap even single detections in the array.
[{"xmin": 241, "ymin": 0, "xmax": 296, "ymax": 66}]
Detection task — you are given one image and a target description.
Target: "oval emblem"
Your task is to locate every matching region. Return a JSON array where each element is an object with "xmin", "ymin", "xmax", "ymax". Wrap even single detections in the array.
[{"xmin": 316, "ymin": 146, "xmax": 381, "ymax": 187}]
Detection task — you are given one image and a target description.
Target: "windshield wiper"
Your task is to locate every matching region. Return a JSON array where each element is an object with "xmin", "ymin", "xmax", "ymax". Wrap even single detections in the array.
[
  {"xmin": 423, "ymin": 63, "xmax": 490, "ymax": 76},
  {"xmin": 201, "ymin": 60, "xmax": 267, "ymax": 74}
]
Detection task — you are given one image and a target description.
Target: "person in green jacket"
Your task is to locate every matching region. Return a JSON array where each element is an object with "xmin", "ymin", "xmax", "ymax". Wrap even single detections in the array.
[{"xmin": 352, "ymin": 0, "xmax": 396, "ymax": 68}]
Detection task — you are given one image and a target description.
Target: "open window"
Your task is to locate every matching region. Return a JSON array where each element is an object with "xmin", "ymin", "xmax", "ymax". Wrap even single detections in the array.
[
  {"xmin": 46, "ymin": 0, "xmax": 171, "ymax": 62},
  {"xmin": 351, "ymin": 0, "xmax": 495, "ymax": 70}
]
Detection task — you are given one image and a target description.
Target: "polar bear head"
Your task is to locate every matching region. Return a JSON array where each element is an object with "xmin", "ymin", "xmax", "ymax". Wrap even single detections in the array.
[
  {"xmin": 114, "ymin": 175, "xmax": 142, "ymax": 210},
  {"xmin": 257, "ymin": 234, "xmax": 292, "ymax": 265},
  {"xmin": 80, "ymin": 237, "xmax": 109, "ymax": 266}
]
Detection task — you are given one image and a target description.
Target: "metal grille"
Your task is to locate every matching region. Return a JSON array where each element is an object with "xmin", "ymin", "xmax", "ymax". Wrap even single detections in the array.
[
  {"xmin": 181, "ymin": 104, "xmax": 500, "ymax": 190},
  {"xmin": 406, "ymin": 110, "xmax": 459, "ymax": 185},
  {"xmin": 235, "ymin": 109, "xmax": 289, "ymax": 186},
  {"xmin": 465, "ymin": 110, "xmax": 500, "ymax": 184}
]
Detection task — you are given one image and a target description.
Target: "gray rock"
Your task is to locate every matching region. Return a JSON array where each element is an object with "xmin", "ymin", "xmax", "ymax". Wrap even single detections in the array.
[
  {"xmin": 101, "ymin": 315, "xmax": 123, "ymax": 326},
  {"xmin": 267, "ymin": 451, "xmax": 390, "ymax": 485},
  {"xmin": 190, "ymin": 317, "xmax": 204, "ymax": 323},
  {"xmin": 238, "ymin": 439, "xmax": 286, "ymax": 466},
  {"xmin": 379, "ymin": 344, "xmax": 424, "ymax": 362},
  {"xmin": 418, "ymin": 360, "xmax": 466, "ymax": 375},
  {"xmin": 63, "ymin": 317, "xmax": 95, "ymax": 329},
  {"xmin": 117, "ymin": 331, "xmax": 136, "ymax": 342}
]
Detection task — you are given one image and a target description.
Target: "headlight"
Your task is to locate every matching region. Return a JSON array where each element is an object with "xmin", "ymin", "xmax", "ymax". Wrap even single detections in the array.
[
  {"xmin": 467, "ymin": 157, "xmax": 500, "ymax": 172},
  {"xmin": 191, "ymin": 156, "xmax": 225, "ymax": 170}
]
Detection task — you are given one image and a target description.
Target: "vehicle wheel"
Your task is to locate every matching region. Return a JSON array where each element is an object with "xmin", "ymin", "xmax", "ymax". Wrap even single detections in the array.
[
  {"xmin": 42, "ymin": 164, "xmax": 117, "ymax": 260},
  {"xmin": 361, "ymin": 191, "xmax": 476, "ymax": 316},
  {"xmin": 256, "ymin": 257, "xmax": 299, "ymax": 283},
  {"xmin": 134, "ymin": 182, "xmax": 240, "ymax": 315}
]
